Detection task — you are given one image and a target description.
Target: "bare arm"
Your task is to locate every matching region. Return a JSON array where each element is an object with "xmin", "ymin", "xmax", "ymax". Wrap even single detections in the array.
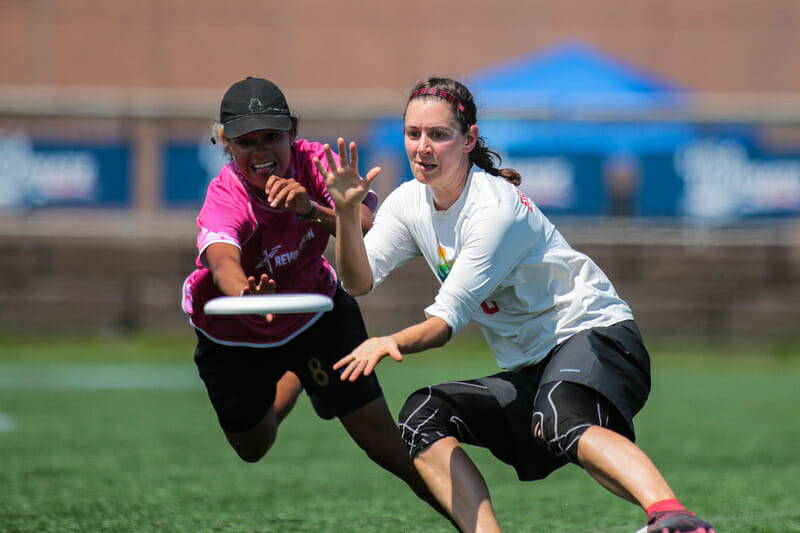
[
  {"xmin": 204, "ymin": 242, "xmax": 276, "ymax": 296},
  {"xmin": 264, "ymin": 173, "xmax": 373, "ymax": 236},
  {"xmin": 296, "ymin": 201, "xmax": 374, "ymax": 237},
  {"xmin": 314, "ymin": 138, "xmax": 380, "ymax": 295},
  {"xmin": 391, "ymin": 316, "xmax": 452, "ymax": 354},
  {"xmin": 334, "ymin": 202, "xmax": 374, "ymax": 295},
  {"xmin": 333, "ymin": 316, "xmax": 452, "ymax": 381}
]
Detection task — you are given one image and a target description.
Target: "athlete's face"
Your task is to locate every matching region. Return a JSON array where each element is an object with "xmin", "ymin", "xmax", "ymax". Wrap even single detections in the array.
[
  {"xmin": 227, "ymin": 129, "xmax": 293, "ymax": 197},
  {"xmin": 403, "ymin": 99, "xmax": 477, "ymax": 190}
]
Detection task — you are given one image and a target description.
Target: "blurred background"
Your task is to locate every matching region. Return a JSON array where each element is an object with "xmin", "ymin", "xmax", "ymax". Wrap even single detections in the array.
[{"xmin": 1, "ymin": 0, "xmax": 799, "ymax": 341}]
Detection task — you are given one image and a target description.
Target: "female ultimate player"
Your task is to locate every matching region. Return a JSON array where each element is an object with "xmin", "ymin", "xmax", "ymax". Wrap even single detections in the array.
[
  {"xmin": 182, "ymin": 77, "xmax": 446, "ymax": 521},
  {"xmin": 320, "ymin": 77, "xmax": 715, "ymax": 533}
]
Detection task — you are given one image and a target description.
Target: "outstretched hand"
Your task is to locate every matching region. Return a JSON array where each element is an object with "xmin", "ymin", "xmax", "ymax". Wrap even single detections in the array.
[
  {"xmin": 241, "ymin": 273, "xmax": 277, "ymax": 322},
  {"xmin": 314, "ymin": 138, "xmax": 380, "ymax": 210},
  {"xmin": 241, "ymin": 273, "xmax": 276, "ymax": 295},
  {"xmin": 332, "ymin": 336, "xmax": 404, "ymax": 381}
]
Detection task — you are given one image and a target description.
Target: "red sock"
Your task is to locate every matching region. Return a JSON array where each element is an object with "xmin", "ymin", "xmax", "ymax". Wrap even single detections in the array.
[{"xmin": 646, "ymin": 499, "xmax": 687, "ymax": 517}]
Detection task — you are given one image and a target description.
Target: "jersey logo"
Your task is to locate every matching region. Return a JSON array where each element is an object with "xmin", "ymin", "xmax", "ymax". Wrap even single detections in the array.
[
  {"xmin": 480, "ymin": 300, "xmax": 500, "ymax": 314},
  {"xmin": 516, "ymin": 189, "xmax": 533, "ymax": 212},
  {"xmin": 256, "ymin": 244, "xmax": 283, "ymax": 274},
  {"xmin": 255, "ymin": 229, "xmax": 316, "ymax": 274},
  {"xmin": 436, "ymin": 245, "xmax": 453, "ymax": 281}
]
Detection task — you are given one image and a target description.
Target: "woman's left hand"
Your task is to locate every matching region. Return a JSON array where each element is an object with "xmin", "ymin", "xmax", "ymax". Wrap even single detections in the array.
[
  {"xmin": 315, "ymin": 137, "xmax": 380, "ymax": 211},
  {"xmin": 333, "ymin": 336, "xmax": 404, "ymax": 381},
  {"xmin": 265, "ymin": 175, "xmax": 314, "ymax": 215}
]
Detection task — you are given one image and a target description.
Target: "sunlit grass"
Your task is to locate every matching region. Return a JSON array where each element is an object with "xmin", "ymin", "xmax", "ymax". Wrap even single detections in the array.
[{"xmin": 1, "ymin": 332, "xmax": 798, "ymax": 532}]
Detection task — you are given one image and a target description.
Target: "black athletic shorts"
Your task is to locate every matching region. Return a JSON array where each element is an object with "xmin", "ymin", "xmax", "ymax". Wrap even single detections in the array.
[
  {"xmin": 193, "ymin": 285, "xmax": 383, "ymax": 433},
  {"xmin": 398, "ymin": 320, "xmax": 651, "ymax": 481}
]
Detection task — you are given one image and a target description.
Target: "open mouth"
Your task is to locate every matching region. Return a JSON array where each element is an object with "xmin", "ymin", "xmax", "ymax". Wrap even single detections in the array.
[
  {"xmin": 418, "ymin": 161, "xmax": 437, "ymax": 171},
  {"xmin": 253, "ymin": 161, "xmax": 277, "ymax": 174}
]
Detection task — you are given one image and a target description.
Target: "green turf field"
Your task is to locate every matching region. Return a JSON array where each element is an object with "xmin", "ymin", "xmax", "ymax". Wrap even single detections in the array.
[{"xmin": 1, "ymin": 331, "xmax": 798, "ymax": 532}]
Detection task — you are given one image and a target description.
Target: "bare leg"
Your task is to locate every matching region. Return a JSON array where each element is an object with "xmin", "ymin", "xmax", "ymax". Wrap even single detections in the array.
[
  {"xmin": 413, "ymin": 437, "xmax": 501, "ymax": 533},
  {"xmin": 224, "ymin": 408, "xmax": 278, "ymax": 463},
  {"xmin": 224, "ymin": 371, "xmax": 303, "ymax": 463},
  {"xmin": 274, "ymin": 371, "xmax": 302, "ymax": 422},
  {"xmin": 339, "ymin": 397, "xmax": 456, "ymax": 528},
  {"xmin": 577, "ymin": 425, "xmax": 676, "ymax": 508}
]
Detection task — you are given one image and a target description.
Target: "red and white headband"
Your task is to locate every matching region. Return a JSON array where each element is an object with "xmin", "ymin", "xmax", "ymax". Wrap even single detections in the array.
[{"xmin": 410, "ymin": 87, "xmax": 466, "ymax": 113}]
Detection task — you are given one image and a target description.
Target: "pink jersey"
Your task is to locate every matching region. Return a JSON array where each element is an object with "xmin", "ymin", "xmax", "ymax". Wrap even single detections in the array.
[{"xmin": 182, "ymin": 139, "xmax": 377, "ymax": 346}]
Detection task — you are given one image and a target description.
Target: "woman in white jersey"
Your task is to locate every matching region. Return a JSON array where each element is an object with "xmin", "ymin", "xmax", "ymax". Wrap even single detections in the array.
[
  {"xmin": 320, "ymin": 77, "xmax": 714, "ymax": 533},
  {"xmin": 182, "ymin": 77, "xmax": 448, "ymax": 522}
]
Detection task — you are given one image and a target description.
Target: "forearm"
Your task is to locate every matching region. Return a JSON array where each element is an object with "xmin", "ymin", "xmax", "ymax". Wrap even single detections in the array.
[
  {"xmin": 210, "ymin": 255, "xmax": 250, "ymax": 296},
  {"xmin": 334, "ymin": 315, "xmax": 452, "ymax": 382},
  {"xmin": 301, "ymin": 201, "xmax": 336, "ymax": 235},
  {"xmin": 390, "ymin": 316, "xmax": 452, "ymax": 355},
  {"xmin": 335, "ymin": 205, "xmax": 374, "ymax": 296},
  {"xmin": 304, "ymin": 202, "xmax": 373, "ymax": 237}
]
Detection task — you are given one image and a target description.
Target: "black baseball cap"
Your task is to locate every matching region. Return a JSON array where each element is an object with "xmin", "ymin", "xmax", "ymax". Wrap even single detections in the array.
[{"xmin": 220, "ymin": 77, "xmax": 293, "ymax": 138}]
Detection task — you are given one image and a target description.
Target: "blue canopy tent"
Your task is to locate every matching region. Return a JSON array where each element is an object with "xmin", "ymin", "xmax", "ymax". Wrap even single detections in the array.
[
  {"xmin": 366, "ymin": 41, "xmax": 699, "ymax": 217},
  {"xmin": 464, "ymin": 40, "xmax": 689, "ymax": 115}
]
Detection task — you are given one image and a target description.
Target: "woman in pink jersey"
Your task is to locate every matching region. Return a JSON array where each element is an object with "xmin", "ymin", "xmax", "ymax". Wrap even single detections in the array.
[{"xmin": 181, "ymin": 77, "xmax": 444, "ymax": 520}]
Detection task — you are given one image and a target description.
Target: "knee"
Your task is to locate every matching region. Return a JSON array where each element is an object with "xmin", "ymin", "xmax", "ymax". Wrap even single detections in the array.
[
  {"xmin": 398, "ymin": 387, "xmax": 431, "ymax": 435},
  {"xmin": 398, "ymin": 386, "xmax": 455, "ymax": 458},
  {"xmin": 532, "ymin": 409, "xmax": 590, "ymax": 463},
  {"xmin": 232, "ymin": 439, "xmax": 272, "ymax": 463},
  {"xmin": 398, "ymin": 387, "xmax": 435, "ymax": 449},
  {"xmin": 237, "ymin": 450, "xmax": 264, "ymax": 463},
  {"xmin": 532, "ymin": 383, "xmax": 594, "ymax": 463},
  {"xmin": 225, "ymin": 416, "xmax": 278, "ymax": 463},
  {"xmin": 229, "ymin": 432, "xmax": 276, "ymax": 463}
]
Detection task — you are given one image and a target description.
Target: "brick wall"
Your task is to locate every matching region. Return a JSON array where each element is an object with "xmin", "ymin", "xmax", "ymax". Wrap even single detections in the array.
[
  {"xmin": 2, "ymin": 214, "xmax": 798, "ymax": 341},
  {"xmin": 2, "ymin": 0, "xmax": 799, "ymax": 93}
]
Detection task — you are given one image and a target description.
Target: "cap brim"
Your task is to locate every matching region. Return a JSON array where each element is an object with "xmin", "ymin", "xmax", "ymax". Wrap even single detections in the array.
[{"xmin": 223, "ymin": 114, "xmax": 293, "ymax": 138}]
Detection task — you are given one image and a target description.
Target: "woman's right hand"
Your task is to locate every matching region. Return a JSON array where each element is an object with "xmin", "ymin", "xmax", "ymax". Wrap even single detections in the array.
[
  {"xmin": 314, "ymin": 137, "xmax": 380, "ymax": 211},
  {"xmin": 240, "ymin": 273, "xmax": 277, "ymax": 322},
  {"xmin": 333, "ymin": 336, "xmax": 404, "ymax": 382},
  {"xmin": 240, "ymin": 273, "xmax": 276, "ymax": 296},
  {"xmin": 206, "ymin": 243, "xmax": 278, "ymax": 321}
]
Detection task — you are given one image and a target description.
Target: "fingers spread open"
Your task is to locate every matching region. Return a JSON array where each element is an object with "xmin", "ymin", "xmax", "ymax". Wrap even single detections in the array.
[
  {"xmin": 364, "ymin": 166, "xmax": 381, "ymax": 186},
  {"xmin": 323, "ymin": 143, "xmax": 337, "ymax": 172},
  {"xmin": 337, "ymin": 137, "xmax": 348, "ymax": 168},
  {"xmin": 349, "ymin": 141, "xmax": 359, "ymax": 170},
  {"xmin": 312, "ymin": 156, "xmax": 327, "ymax": 176}
]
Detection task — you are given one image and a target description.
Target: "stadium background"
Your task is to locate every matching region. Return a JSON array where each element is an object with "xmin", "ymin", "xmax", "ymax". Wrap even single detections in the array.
[{"xmin": 1, "ymin": 0, "xmax": 799, "ymax": 340}]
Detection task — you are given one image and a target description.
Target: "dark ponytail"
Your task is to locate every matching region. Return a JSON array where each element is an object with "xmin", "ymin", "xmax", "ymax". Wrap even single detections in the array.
[
  {"xmin": 405, "ymin": 77, "xmax": 521, "ymax": 186},
  {"xmin": 469, "ymin": 138, "xmax": 521, "ymax": 186}
]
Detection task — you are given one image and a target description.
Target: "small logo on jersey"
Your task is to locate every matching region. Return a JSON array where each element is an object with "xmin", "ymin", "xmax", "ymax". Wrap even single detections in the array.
[
  {"xmin": 480, "ymin": 300, "xmax": 500, "ymax": 314},
  {"xmin": 559, "ymin": 368, "xmax": 581, "ymax": 373},
  {"xmin": 257, "ymin": 244, "xmax": 283, "ymax": 274},
  {"xmin": 516, "ymin": 189, "xmax": 533, "ymax": 212},
  {"xmin": 436, "ymin": 245, "xmax": 453, "ymax": 281},
  {"xmin": 249, "ymin": 97, "xmax": 264, "ymax": 113},
  {"xmin": 255, "ymin": 229, "xmax": 316, "ymax": 274}
]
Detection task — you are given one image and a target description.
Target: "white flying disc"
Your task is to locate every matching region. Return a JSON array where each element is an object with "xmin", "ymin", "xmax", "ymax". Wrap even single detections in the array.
[{"xmin": 204, "ymin": 294, "xmax": 334, "ymax": 316}]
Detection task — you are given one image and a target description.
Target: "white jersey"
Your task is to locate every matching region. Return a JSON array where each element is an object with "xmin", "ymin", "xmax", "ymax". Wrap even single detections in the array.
[{"xmin": 363, "ymin": 169, "xmax": 634, "ymax": 371}]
